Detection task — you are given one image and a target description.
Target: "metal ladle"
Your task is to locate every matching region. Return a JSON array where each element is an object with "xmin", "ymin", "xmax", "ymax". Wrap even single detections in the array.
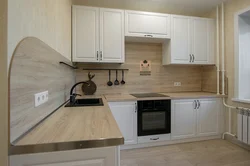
[
  {"xmin": 107, "ymin": 70, "xmax": 113, "ymax": 86},
  {"xmin": 121, "ymin": 70, "xmax": 126, "ymax": 85},
  {"xmin": 114, "ymin": 70, "xmax": 119, "ymax": 85}
]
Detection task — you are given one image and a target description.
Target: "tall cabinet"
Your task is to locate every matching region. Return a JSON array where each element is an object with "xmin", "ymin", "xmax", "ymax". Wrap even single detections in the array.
[{"xmin": 72, "ymin": 6, "xmax": 125, "ymax": 63}]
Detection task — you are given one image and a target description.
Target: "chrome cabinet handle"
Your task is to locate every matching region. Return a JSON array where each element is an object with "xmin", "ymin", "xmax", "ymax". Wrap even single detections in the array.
[
  {"xmin": 135, "ymin": 102, "xmax": 137, "ymax": 113},
  {"xmin": 100, "ymin": 51, "xmax": 103, "ymax": 61},
  {"xmin": 197, "ymin": 100, "xmax": 201, "ymax": 109},
  {"xmin": 97, "ymin": 51, "xmax": 99, "ymax": 61},
  {"xmin": 144, "ymin": 35, "xmax": 153, "ymax": 37},
  {"xmin": 150, "ymin": 137, "xmax": 159, "ymax": 141},
  {"xmin": 193, "ymin": 100, "xmax": 197, "ymax": 109},
  {"xmin": 189, "ymin": 54, "xmax": 192, "ymax": 63},
  {"xmin": 192, "ymin": 54, "xmax": 195, "ymax": 62}
]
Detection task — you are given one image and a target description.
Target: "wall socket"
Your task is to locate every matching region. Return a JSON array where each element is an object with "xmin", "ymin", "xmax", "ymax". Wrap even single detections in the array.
[
  {"xmin": 34, "ymin": 91, "xmax": 49, "ymax": 107},
  {"xmin": 174, "ymin": 82, "xmax": 182, "ymax": 87}
]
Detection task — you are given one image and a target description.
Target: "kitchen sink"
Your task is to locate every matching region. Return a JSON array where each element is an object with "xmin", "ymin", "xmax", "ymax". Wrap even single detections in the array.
[{"xmin": 65, "ymin": 98, "xmax": 104, "ymax": 107}]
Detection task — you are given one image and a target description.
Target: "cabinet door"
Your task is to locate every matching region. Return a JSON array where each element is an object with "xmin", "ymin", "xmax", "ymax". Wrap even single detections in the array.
[
  {"xmin": 192, "ymin": 18, "xmax": 209, "ymax": 64},
  {"xmin": 100, "ymin": 8, "xmax": 124, "ymax": 63},
  {"xmin": 171, "ymin": 15, "xmax": 192, "ymax": 64},
  {"xmin": 72, "ymin": 6, "xmax": 99, "ymax": 62},
  {"xmin": 171, "ymin": 100, "xmax": 196, "ymax": 140},
  {"xmin": 10, "ymin": 147, "xmax": 118, "ymax": 166},
  {"xmin": 26, "ymin": 159, "xmax": 105, "ymax": 166},
  {"xmin": 207, "ymin": 19, "xmax": 216, "ymax": 65},
  {"xmin": 197, "ymin": 99, "xmax": 219, "ymax": 137},
  {"xmin": 109, "ymin": 102, "xmax": 137, "ymax": 145},
  {"xmin": 125, "ymin": 10, "xmax": 170, "ymax": 38}
]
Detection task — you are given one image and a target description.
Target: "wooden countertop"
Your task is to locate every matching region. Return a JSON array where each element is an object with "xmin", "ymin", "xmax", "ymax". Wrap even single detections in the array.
[
  {"xmin": 14, "ymin": 96, "xmax": 124, "ymax": 147},
  {"xmin": 105, "ymin": 92, "xmax": 226, "ymax": 102}
]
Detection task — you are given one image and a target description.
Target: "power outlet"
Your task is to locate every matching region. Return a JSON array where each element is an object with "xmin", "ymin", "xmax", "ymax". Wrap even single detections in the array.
[
  {"xmin": 34, "ymin": 91, "xmax": 49, "ymax": 107},
  {"xmin": 174, "ymin": 82, "xmax": 182, "ymax": 87}
]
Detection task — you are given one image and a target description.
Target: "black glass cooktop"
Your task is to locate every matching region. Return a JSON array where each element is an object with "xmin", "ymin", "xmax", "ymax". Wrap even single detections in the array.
[{"xmin": 130, "ymin": 93, "xmax": 169, "ymax": 98}]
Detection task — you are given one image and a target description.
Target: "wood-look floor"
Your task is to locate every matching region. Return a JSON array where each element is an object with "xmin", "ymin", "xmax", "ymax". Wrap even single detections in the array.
[{"xmin": 121, "ymin": 139, "xmax": 250, "ymax": 166}]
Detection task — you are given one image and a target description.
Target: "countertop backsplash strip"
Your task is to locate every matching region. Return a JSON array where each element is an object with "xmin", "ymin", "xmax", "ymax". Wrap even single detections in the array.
[
  {"xmin": 76, "ymin": 42, "xmax": 203, "ymax": 95},
  {"xmin": 9, "ymin": 37, "xmax": 75, "ymax": 143}
]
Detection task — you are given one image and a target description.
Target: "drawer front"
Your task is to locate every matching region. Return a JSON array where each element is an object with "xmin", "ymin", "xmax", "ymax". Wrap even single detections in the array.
[{"xmin": 138, "ymin": 134, "xmax": 171, "ymax": 144}]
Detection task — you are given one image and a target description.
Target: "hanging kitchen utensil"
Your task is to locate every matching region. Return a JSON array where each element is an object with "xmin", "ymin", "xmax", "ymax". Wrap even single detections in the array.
[
  {"xmin": 107, "ymin": 70, "xmax": 113, "ymax": 86},
  {"xmin": 82, "ymin": 72, "xmax": 97, "ymax": 95},
  {"xmin": 121, "ymin": 70, "xmax": 126, "ymax": 85},
  {"xmin": 114, "ymin": 70, "xmax": 119, "ymax": 85}
]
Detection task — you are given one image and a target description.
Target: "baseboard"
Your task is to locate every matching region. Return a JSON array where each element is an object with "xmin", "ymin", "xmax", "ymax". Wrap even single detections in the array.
[
  {"xmin": 224, "ymin": 134, "xmax": 250, "ymax": 151},
  {"xmin": 120, "ymin": 135, "xmax": 221, "ymax": 150}
]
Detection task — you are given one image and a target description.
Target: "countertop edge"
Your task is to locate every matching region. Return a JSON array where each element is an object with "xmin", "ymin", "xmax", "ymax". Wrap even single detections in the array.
[
  {"xmin": 10, "ymin": 137, "xmax": 124, "ymax": 155},
  {"xmin": 105, "ymin": 94, "xmax": 227, "ymax": 102}
]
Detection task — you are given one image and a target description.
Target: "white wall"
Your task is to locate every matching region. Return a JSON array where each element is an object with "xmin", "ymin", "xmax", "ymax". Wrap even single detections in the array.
[{"xmin": 8, "ymin": 0, "xmax": 72, "ymax": 64}]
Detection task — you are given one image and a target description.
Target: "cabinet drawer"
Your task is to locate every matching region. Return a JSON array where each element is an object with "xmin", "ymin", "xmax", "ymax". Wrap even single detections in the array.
[{"xmin": 138, "ymin": 134, "xmax": 170, "ymax": 144}]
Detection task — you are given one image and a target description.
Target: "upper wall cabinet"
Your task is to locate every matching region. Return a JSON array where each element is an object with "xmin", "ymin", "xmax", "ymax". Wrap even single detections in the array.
[
  {"xmin": 72, "ymin": 6, "xmax": 125, "ymax": 63},
  {"xmin": 125, "ymin": 10, "xmax": 170, "ymax": 39},
  {"xmin": 163, "ymin": 15, "xmax": 215, "ymax": 65}
]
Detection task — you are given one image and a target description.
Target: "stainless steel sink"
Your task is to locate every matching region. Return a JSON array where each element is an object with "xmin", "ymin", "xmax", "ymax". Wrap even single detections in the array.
[{"xmin": 65, "ymin": 98, "xmax": 104, "ymax": 107}]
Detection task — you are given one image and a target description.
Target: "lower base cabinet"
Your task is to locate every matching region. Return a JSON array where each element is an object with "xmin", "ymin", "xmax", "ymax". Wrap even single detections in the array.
[
  {"xmin": 171, "ymin": 98, "xmax": 220, "ymax": 140},
  {"xmin": 108, "ymin": 101, "xmax": 137, "ymax": 145},
  {"xmin": 10, "ymin": 147, "xmax": 119, "ymax": 166}
]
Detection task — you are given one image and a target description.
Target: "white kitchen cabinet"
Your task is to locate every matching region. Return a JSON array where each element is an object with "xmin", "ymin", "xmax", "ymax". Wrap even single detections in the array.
[
  {"xmin": 171, "ymin": 99, "xmax": 197, "ymax": 140},
  {"xmin": 10, "ymin": 147, "xmax": 119, "ymax": 166},
  {"xmin": 125, "ymin": 10, "xmax": 170, "ymax": 39},
  {"xmin": 192, "ymin": 18, "xmax": 209, "ymax": 64},
  {"xmin": 72, "ymin": 6, "xmax": 125, "ymax": 63},
  {"xmin": 100, "ymin": 8, "xmax": 125, "ymax": 63},
  {"xmin": 163, "ymin": 15, "xmax": 215, "ymax": 65},
  {"xmin": 171, "ymin": 98, "xmax": 220, "ymax": 140},
  {"xmin": 72, "ymin": 6, "xmax": 99, "ymax": 62},
  {"xmin": 197, "ymin": 99, "xmax": 219, "ymax": 137},
  {"xmin": 108, "ymin": 101, "xmax": 137, "ymax": 145},
  {"xmin": 168, "ymin": 15, "xmax": 192, "ymax": 64}
]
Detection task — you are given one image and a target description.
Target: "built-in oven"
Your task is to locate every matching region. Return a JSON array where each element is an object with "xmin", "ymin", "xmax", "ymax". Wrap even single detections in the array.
[{"xmin": 137, "ymin": 100, "xmax": 171, "ymax": 137}]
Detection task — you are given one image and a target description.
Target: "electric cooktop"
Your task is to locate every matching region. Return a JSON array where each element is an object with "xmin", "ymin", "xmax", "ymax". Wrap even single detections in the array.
[{"xmin": 130, "ymin": 93, "xmax": 169, "ymax": 98}]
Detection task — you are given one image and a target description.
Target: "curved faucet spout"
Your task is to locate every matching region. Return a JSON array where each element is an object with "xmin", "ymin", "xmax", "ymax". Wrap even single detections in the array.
[{"xmin": 70, "ymin": 81, "xmax": 90, "ymax": 103}]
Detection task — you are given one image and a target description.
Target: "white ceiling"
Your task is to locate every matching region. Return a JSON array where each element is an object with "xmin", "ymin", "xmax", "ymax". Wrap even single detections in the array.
[{"xmin": 136, "ymin": 0, "xmax": 226, "ymax": 14}]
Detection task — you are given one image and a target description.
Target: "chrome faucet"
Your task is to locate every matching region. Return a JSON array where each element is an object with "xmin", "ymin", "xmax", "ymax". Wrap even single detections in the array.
[{"xmin": 70, "ymin": 81, "xmax": 90, "ymax": 103}]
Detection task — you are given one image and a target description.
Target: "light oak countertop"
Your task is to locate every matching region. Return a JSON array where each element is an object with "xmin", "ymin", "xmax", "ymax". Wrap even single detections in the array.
[{"xmin": 13, "ymin": 96, "xmax": 124, "ymax": 148}]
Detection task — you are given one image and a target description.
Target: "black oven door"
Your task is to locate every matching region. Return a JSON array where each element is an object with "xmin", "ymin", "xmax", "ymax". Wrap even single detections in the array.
[{"xmin": 138, "ymin": 100, "xmax": 171, "ymax": 136}]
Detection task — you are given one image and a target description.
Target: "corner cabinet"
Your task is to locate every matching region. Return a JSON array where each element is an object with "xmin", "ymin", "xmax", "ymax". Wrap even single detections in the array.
[
  {"xmin": 108, "ymin": 101, "xmax": 138, "ymax": 145},
  {"xmin": 163, "ymin": 15, "xmax": 215, "ymax": 65},
  {"xmin": 171, "ymin": 98, "xmax": 220, "ymax": 140},
  {"xmin": 72, "ymin": 6, "xmax": 125, "ymax": 63},
  {"xmin": 125, "ymin": 10, "xmax": 170, "ymax": 39}
]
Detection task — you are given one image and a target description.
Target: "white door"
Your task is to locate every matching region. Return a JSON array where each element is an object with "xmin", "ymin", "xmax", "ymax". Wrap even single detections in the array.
[
  {"xmin": 72, "ymin": 6, "xmax": 99, "ymax": 62},
  {"xmin": 207, "ymin": 19, "xmax": 216, "ymax": 64},
  {"xmin": 100, "ymin": 8, "xmax": 125, "ymax": 63},
  {"xmin": 197, "ymin": 99, "xmax": 219, "ymax": 137},
  {"xmin": 10, "ymin": 147, "xmax": 118, "ymax": 166},
  {"xmin": 192, "ymin": 18, "xmax": 209, "ymax": 64},
  {"xmin": 171, "ymin": 100, "xmax": 197, "ymax": 140},
  {"xmin": 109, "ymin": 102, "xmax": 137, "ymax": 145},
  {"xmin": 125, "ymin": 10, "xmax": 170, "ymax": 38},
  {"xmin": 171, "ymin": 15, "xmax": 192, "ymax": 64}
]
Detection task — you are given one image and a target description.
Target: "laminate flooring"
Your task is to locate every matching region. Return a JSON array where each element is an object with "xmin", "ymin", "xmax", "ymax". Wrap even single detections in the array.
[{"xmin": 121, "ymin": 139, "xmax": 250, "ymax": 166}]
